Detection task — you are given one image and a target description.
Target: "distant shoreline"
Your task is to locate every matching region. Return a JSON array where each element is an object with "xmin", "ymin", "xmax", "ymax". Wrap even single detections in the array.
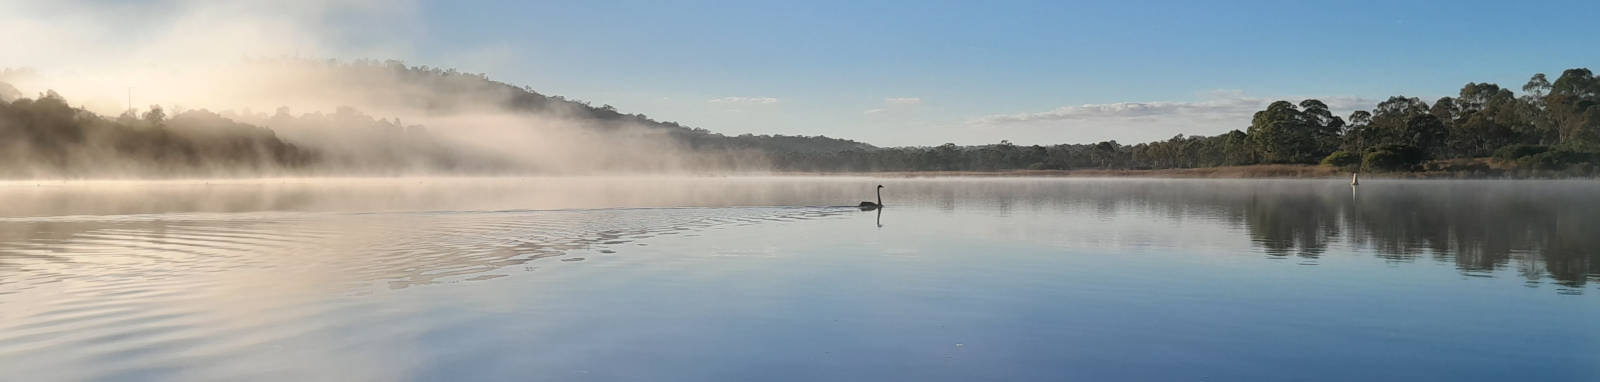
[
  {"xmin": 796, "ymin": 165, "xmax": 1344, "ymax": 178},
  {"xmin": 3, "ymin": 164, "xmax": 1597, "ymax": 182},
  {"xmin": 785, "ymin": 164, "xmax": 1598, "ymax": 179}
]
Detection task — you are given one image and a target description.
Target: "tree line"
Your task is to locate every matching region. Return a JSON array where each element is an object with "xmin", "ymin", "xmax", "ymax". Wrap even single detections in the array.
[
  {"xmin": 0, "ymin": 91, "xmax": 311, "ymax": 178},
  {"xmin": 1, "ymin": 63, "xmax": 1596, "ymax": 177},
  {"xmin": 774, "ymin": 68, "xmax": 1600, "ymax": 175}
]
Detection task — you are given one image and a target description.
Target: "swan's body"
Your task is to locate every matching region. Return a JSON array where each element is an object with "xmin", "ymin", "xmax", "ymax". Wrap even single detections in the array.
[{"xmin": 858, "ymin": 185, "xmax": 884, "ymax": 210}]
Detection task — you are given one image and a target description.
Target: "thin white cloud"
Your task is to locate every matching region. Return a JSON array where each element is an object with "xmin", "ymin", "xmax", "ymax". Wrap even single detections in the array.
[
  {"xmin": 708, "ymin": 97, "xmax": 779, "ymax": 105},
  {"xmin": 973, "ymin": 95, "xmax": 1374, "ymax": 126},
  {"xmin": 866, "ymin": 97, "xmax": 921, "ymax": 114},
  {"xmin": 957, "ymin": 93, "xmax": 1381, "ymax": 144}
]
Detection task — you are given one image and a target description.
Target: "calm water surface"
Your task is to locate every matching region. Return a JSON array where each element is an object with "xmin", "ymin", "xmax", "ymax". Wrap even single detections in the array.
[{"xmin": 0, "ymin": 177, "xmax": 1596, "ymax": 381}]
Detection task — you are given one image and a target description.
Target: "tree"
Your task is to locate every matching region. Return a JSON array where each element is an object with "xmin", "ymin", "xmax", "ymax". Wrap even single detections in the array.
[
  {"xmin": 1403, "ymin": 114, "xmax": 1450, "ymax": 158},
  {"xmin": 1343, "ymin": 110, "xmax": 1377, "ymax": 152},
  {"xmin": 1248, "ymin": 100, "xmax": 1341, "ymax": 163},
  {"xmin": 1446, "ymin": 83, "xmax": 1524, "ymax": 156},
  {"xmin": 1545, "ymin": 69, "xmax": 1600, "ymax": 146},
  {"xmin": 1362, "ymin": 144, "xmax": 1426, "ymax": 172},
  {"xmin": 0, "ymin": 81, "xmax": 20, "ymax": 102},
  {"xmin": 1522, "ymin": 73, "xmax": 1551, "ymax": 98},
  {"xmin": 1219, "ymin": 130, "xmax": 1256, "ymax": 166},
  {"xmin": 142, "ymin": 105, "xmax": 166, "ymax": 126},
  {"xmin": 1430, "ymin": 97, "xmax": 1460, "ymax": 124},
  {"xmin": 1321, "ymin": 151, "xmax": 1360, "ymax": 169},
  {"xmin": 1365, "ymin": 96, "xmax": 1433, "ymax": 151},
  {"xmin": 1300, "ymin": 99, "xmax": 1346, "ymax": 153}
]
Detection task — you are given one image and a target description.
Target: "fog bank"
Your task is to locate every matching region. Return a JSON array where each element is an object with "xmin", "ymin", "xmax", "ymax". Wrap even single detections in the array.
[{"xmin": 0, "ymin": 1, "xmax": 776, "ymax": 177}]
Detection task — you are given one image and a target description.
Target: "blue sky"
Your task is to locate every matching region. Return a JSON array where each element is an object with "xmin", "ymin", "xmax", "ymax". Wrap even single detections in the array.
[{"xmin": 9, "ymin": 0, "xmax": 1600, "ymax": 146}]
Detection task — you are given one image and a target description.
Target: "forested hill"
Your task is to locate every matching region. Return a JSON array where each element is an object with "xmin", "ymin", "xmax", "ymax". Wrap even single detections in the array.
[
  {"xmin": 356, "ymin": 60, "xmax": 1595, "ymax": 174},
  {"xmin": 283, "ymin": 59, "xmax": 875, "ymax": 154},
  {"xmin": 0, "ymin": 59, "xmax": 875, "ymax": 177},
  {"xmin": 0, "ymin": 62, "xmax": 1596, "ymax": 177}
]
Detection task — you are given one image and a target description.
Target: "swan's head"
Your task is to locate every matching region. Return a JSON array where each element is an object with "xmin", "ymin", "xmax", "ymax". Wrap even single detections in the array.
[{"xmin": 877, "ymin": 185, "xmax": 884, "ymax": 188}]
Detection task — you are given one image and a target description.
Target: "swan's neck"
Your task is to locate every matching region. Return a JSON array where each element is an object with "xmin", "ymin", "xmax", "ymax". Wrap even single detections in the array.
[{"xmin": 876, "ymin": 188, "xmax": 882, "ymax": 205}]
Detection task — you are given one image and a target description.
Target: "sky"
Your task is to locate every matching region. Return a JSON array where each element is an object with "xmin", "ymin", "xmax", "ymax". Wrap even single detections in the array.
[{"xmin": 5, "ymin": 0, "xmax": 1600, "ymax": 147}]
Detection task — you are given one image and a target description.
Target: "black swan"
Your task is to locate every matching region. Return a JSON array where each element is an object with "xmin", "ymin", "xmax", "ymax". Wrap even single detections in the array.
[{"xmin": 858, "ymin": 185, "xmax": 884, "ymax": 210}]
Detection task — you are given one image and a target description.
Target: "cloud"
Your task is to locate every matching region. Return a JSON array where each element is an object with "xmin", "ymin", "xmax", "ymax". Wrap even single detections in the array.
[
  {"xmin": 708, "ymin": 97, "xmax": 779, "ymax": 105},
  {"xmin": 957, "ymin": 93, "xmax": 1381, "ymax": 144},
  {"xmin": 973, "ymin": 95, "xmax": 1374, "ymax": 126},
  {"xmin": 0, "ymin": 0, "xmax": 421, "ymax": 70},
  {"xmin": 0, "ymin": 0, "xmax": 427, "ymax": 114},
  {"xmin": 865, "ymin": 97, "xmax": 921, "ymax": 114}
]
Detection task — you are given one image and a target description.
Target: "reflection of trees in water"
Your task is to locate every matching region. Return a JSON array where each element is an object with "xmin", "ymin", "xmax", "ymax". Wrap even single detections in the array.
[
  {"xmin": 1235, "ymin": 183, "xmax": 1599, "ymax": 288},
  {"xmin": 1027, "ymin": 181, "xmax": 1599, "ymax": 289},
  {"xmin": 1245, "ymin": 192, "xmax": 1342, "ymax": 259}
]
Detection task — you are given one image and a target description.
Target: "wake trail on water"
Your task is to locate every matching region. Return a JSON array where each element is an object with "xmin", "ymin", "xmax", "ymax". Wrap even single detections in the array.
[
  {"xmin": 0, "ymin": 205, "xmax": 857, "ymax": 378},
  {"xmin": 0, "ymin": 206, "xmax": 850, "ymax": 292}
]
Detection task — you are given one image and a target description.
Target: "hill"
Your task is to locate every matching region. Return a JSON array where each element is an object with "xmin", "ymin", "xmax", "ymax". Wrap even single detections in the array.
[{"xmin": 1, "ymin": 61, "xmax": 1596, "ymax": 178}]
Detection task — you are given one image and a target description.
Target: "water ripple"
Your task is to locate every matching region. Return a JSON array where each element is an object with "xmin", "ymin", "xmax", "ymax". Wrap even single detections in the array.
[{"xmin": 0, "ymin": 206, "xmax": 849, "ymax": 380}]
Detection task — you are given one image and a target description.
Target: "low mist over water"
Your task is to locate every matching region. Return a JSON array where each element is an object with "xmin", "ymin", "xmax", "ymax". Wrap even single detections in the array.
[{"xmin": 1, "ymin": 178, "xmax": 1596, "ymax": 381}]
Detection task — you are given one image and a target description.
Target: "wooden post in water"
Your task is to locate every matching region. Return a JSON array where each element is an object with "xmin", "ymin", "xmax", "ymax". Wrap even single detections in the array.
[{"xmin": 1351, "ymin": 172, "xmax": 1360, "ymax": 186}]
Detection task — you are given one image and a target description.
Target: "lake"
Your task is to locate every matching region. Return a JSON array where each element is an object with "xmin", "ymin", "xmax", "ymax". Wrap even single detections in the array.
[{"xmin": 0, "ymin": 177, "xmax": 1596, "ymax": 381}]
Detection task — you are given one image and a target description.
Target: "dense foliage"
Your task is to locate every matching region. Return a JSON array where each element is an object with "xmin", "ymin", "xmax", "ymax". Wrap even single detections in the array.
[
  {"xmin": 0, "ymin": 92, "xmax": 310, "ymax": 177},
  {"xmin": 773, "ymin": 68, "xmax": 1600, "ymax": 175}
]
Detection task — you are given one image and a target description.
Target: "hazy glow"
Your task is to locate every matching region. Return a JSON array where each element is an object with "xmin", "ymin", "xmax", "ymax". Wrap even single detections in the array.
[{"xmin": 0, "ymin": 1, "xmax": 777, "ymax": 176}]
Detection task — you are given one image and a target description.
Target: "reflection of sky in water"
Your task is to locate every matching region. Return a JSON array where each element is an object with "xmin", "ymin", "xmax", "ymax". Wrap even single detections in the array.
[{"xmin": 0, "ymin": 178, "xmax": 1597, "ymax": 381}]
